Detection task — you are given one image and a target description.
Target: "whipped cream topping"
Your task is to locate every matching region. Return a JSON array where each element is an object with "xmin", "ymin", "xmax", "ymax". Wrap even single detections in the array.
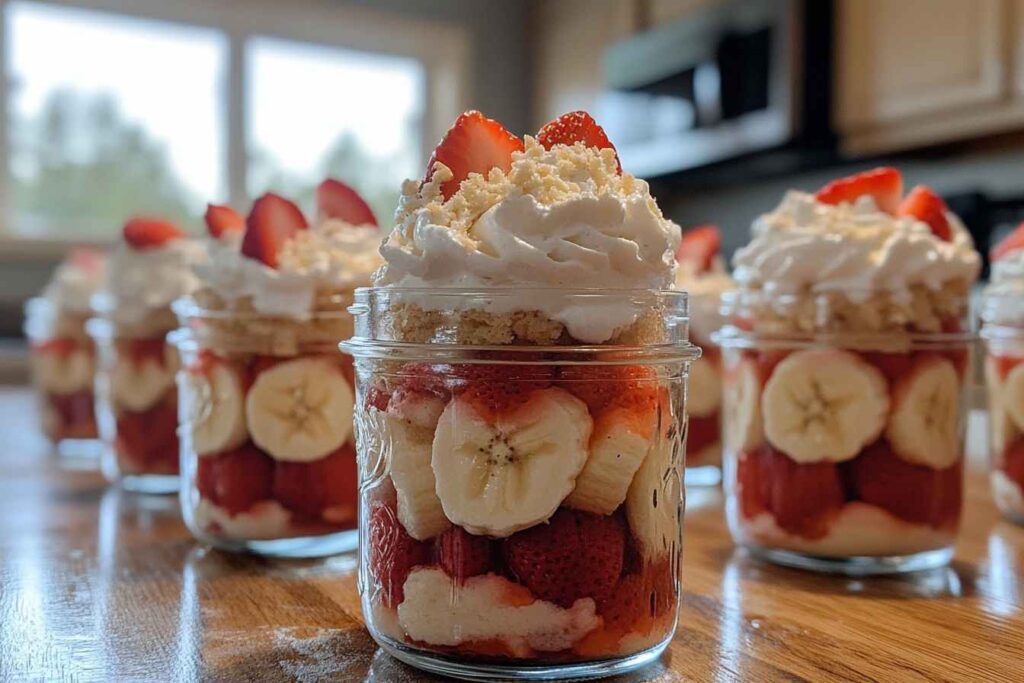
[
  {"xmin": 733, "ymin": 191, "xmax": 980, "ymax": 303},
  {"xmin": 983, "ymin": 250, "xmax": 1024, "ymax": 325},
  {"xmin": 42, "ymin": 251, "xmax": 107, "ymax": 314},
  {"xmin": 676, "ymin": 256, "xmax": 734, "ymax": 345},
  {"xmin": 98, "ymin": 238, "xmax": 206, "ymax": 324},
  {"xmin": 375, "ymin": 138, "xmax": 681, "ymax": 343},
  {"xmin": 195, "ymin": 220, "xmax": 382, "ymax": 318}
]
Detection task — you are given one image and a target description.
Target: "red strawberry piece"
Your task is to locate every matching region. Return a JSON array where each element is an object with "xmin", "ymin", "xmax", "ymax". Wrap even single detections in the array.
[
  {"xmin": 597, "ymin": 572, "xmax": 647, "ymax": 632},
  {"xmin": 994, "ymin": 355, "xmax": 1024, "ymax": 381},
  {"xmin": 687, "ymin": 412, "xmax": 720, "ymax": 458},
  {"xmin": 676, "ymin": 225, "xmax": 721, "ymax": 273},
  {"xmin": 502, "ymin": 508, "xmax": 626, "ymax": 608},
  {"xmin": 198, "ymin": 444, "xmax": 275, "ymax": 515},
  {"xmin": 898, "ymin": 185, "xmax": 952, "ymax": 241},
  {"xmin": 536, "ymin": 111, "xmax": 621, "ymax": 172},
  {"xmin": 32, "ymin": 337, "xmax": 79, "ymax": 357},
  {"xmin": 48, "ymin": 391, "xmax": 97, "ymax": 439},
  {"xmin": 557, "ymin": 365, "xmax": 656, "ymax": 414},
  {"xmin": 68, "ymin": 246, "xmax": 104, "ymax": 272},
  {"xmin": 364, "ymin": 385, "xmax": 392, "ymax": 412},
  {"xmin": 452, "ymin": 364, "xmax": 555, "ymax": 420},
  {"xmin": 316, "ymin": 178, "xmax": 377, "ymax": 227},
  {"xmin": 815, "ymin": 167, "xmax": 903, "ymax": 215},
  {"xmin": 436, "ymin": 526, "xmax": 494, "ymax": 582},
  {"xmin": 116, "ymin": 392, "xmax": 179, "ymax": 474},
  {"xmin": 992, "ymin": 222, "xmax": 1024, "ymax": 262},
  {"xmin": 368, "ymin": 500, "xmax": 430, "ymax": 607},
  {"xmin": 241, "ymin": 193, "xmax": 308, "ymax": 268},
  {"xmin": 1002, "ymin": 435, "xmax": 1024, "ymax": 490},
  {"xmin": 204, "ymin": 203, "xmax": 244, "ymax": 239},
  {"xmin": 756, "ymin": 444, "xmax": 845, "ymax": 540},
  {"xmin": 846, "ymin": 440, "xmax": 961, "ymax": 528},
  {"xmin": 425, "ymin": 111, "xmax": 524, "ymax": 201},
  {"xmin": 860, "ymin": 351, "xmax": 914, "ymax": 386},
  {"xmin": 272, "ymin": 442, "xmax": 359, "ymax": 519},
  {"xmin": 123, "ymin": 217, "xmax": 186, "ymax": 250}
]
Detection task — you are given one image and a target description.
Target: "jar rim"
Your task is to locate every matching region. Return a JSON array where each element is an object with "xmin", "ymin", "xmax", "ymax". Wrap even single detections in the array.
[
  {"xmin": 712, "ymin": 324, "xmax": 978, "ymax": 350},
  {"xmin": 340, "ymin": 339, "xmax": 701, "ymax": 364}
]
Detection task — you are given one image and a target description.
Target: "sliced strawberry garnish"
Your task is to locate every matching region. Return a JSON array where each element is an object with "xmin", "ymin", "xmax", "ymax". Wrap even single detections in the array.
[
  {"xmin": 425, "ymin": 111, "xmax": 524, "ymax": 201},
  {"xmin": 436, "ymin": 526, "xmax": 494, "ymax": 582},
  {"xmin": 536, "ymin": 111, "xmax": 621, "ymax": 172},
  {"xmin": 368, "ymin": 500, "xmax": 430, "ymax": 607},
  {"xmin": 122, "ymin": 217, "xmax": 186, "ymax": 250},
  {"xmin": 272, "ymin": 443, "xmax": 358, "ymax": 519},
  {"xmin": 676, "ymin": 225, "xmax": 721, "ymax": 273},
  {"xmin": 991, "ymin": 222, "xmax": 1024, "ymax": 262},
  {"xmin": 898, "ymin": 186, "xmax": 951, "ymax": 241},
  {"xmin": 204, "ymin": 204, "xmax": 244, "ymax": 239},
  {"xmin": 316, "ymin": 178, "xmax": 377, "ymax": 227},
  {"xmin": 815, "ymin": 167, "xmax": 903, "ymax": 215},
  {"xmin": 240, "ymin": 193, "xmax": 308, "ymax": 268},
  {"xmin": 197, "ymin": 444, "xmax": 275, "ymax": 515},
  {"xmin": 502, "ymin": 508, "xmax": 625, "ymax": 608}
]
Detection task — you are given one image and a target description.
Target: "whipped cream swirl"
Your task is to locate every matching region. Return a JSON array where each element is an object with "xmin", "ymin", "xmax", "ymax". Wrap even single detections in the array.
[
  {"xmin": 98, "ymin": 238, "xmax": 206, "ymax": 325},
  {"xmin": 982, "ymin": 249, "xmax": 1024, "ymax": 325},
  {"xmin": 376, "ymin": 139, "xmax": 681, "ymax": 343},
  {"xmin": 676, "ymin": 257, "xmax": 734, "ymax": 346},
  {"xmin": 42, "ymin": 251, "xmax": 107, "ymax": 314}
]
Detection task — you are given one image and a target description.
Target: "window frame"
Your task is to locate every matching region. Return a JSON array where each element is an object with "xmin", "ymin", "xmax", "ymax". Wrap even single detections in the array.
[{"xmin": 0, "ymin": 0, "xmax": 469, "ymax": 252}]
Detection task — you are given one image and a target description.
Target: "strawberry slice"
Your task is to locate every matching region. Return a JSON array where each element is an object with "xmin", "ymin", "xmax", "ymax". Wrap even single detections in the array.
[
  {"xmin": 676, "ymin": 225, "xmax": 721, "ymax": 273},
  {"xmin": 368, "ymin": 500, "xmax": 430, "ymax": 607},
  {"xmin": 272, "ymin": 443, "xmax": 359, "ymax": 519},
  {"xmin": 536, "ymin": 111, "xmax": 621, "ymax": 172},
  {"xmin": 204, "ymin": 204, "xmax": 244, "ymax": 239},
  {"xmin": 122, "ymin": 217, "xmax": 185, "ymax": 250},
  {"xmin": 316, "ymin": 178, "xmax": 377, "ymax": 227},
  {"xmin": 436, "ymin": 526, "xmax": 494, "ymax": 582},
  {"xmin": 991, "ymin": 222, "xmax": 1024, "ymax": 262},
  {"xmin": 815, "ymin": 167, "xmax": 903, "ymax": 215},
  {"xmin": 898, "ymin": 186, "xmax": 951, "ymax": 241},
  {"xmin": 240, "ymin": 193, "xmax": 308, "ymax": 268},
  {"xmin": 425, "ymin": 111, "xmax": 524, "ymax": 200},
  {"xmin": 197, "ymin": 444, "xmax": 275, "ymax": 515}
]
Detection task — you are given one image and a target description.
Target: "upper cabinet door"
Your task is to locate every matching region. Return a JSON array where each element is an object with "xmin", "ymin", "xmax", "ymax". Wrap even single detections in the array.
[{"xmin": 835, "ymin": 0, "xmax": 1007, "ymax": 130}]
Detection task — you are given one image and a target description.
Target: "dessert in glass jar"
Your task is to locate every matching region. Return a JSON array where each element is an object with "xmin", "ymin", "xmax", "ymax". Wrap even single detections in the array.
[
  {"xmin": 345, "ymin": 111, "xmax": 697, "ymax": 680},
  {"xmin": 675, "ymin": 225, "xmax": 734, "ymax": 486},
  {"xmin": 717, "ymin": 169, "xmax": 980, "ymax": 575},
  {"xmin": 174, "ymin": 182, "xmax": 381, "ymax": 556},
  {"xmin": 24, "ymin": 248, "xmax": 106, "ymax": 457},
  {"xmin": 980, "ymin": 223, "xmax": 1024, "ymax": 525},
  {"xmin": 90, "ymin": 218, "xmax": 206, "ymax": 493}
]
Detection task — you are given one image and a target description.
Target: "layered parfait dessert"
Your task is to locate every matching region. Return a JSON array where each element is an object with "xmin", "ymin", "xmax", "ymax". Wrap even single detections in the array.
[
  {"xmin": 981, "ymin": 222, "xmax": 1024, "ymax": 524},
  {"xmin": 174, "ymin": 180, "xmax": 380, "ymax": 555},
  {"xmin": 675, "ymin": 225, "xmax": 734, "ymax": 483},
  {"xmin": 90, "ymin": 219, "xmax": 205, "ymax": 491},
  {"xmin": 24, "ymin": 248, "xmax": 106, "ymax": 451},
  {"xmin": 345, "ymin": 111, "xmax": 697, "ymax": 678},
  {"xmin": 718, "ymin": 168, "xmax": 980, "ymax": 573}
]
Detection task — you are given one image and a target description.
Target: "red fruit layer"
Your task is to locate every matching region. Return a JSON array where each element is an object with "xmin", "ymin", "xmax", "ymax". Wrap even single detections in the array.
[
  {"xmin": 46, "ymin": 390, "xmax": 98, "ymax": 440},
  {"xmin": 369, "ymin": 500, "xmax": 430, "ymax": 607},
  {"xmin": 451, "ymin": 364, "xmax": 555, "ymax": 421},
  {"xmin": 435, "ymin": 526, "xmax": 494, "ymax": 582},
  {"xmin": 32, "ymin": 337, "xmax": 88, "ymax": 358},
  {"xmin": 1000, "ymin": 435, "xmax": 1024, "ymax": 491},
  {"xmin": 741, "ymin": 349, "xmax": 791, "ymax": 385},
  {"xmin": 118, "ymin": 338, "xmax": 171, "ymax": 368},
  {"xmin": 197, "ymin": 444, "xmax": 275, "ymax": 515},
  {"xmin": 845, "ymin": 440, "xmax": 961, "ymax": 529},
  {"xmin": 676, "ymin": 225, "xmax": 721, "ymax": 273},
  {"xmin": 556, "ymin": 364, "xmax": 657, "ymax": 415},
  {"xmin": 687, "ymin": 411, "xmax": 719, "ymax": 460},
  {"xmin": 861, "ymin": 349, "xmax": 968, "ymax": 385},
  {"xmin": 115, "ymin": 390, "xmax": 179, "ymax": 475},
  {"xmin": 502, "ymin": 508, "xmax": 625, "ymax": 608},
  {"xmin": 272, "ymin": 442, "xmax": 359, "ymax": 524}
]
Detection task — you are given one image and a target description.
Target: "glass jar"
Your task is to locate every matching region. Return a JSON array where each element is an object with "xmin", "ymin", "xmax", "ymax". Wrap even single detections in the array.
[
  {"xmin": 980, "ymin": 292, "xmax": 1024, "ymax": 525},
  {"xmin": 342, "ymin": 288, "xmax": 698, "ymax": 681},
  {"xmin": 685, "ymin": 289, "xmax": 729, "ymax": 486},
  {"xmin": 716, "ymin": 290, "xmax": 974, "ymax": 575},
  {"xmin": 172, "ymin": 298, "xmax": 360, "ymax": 557},
  {"xmin": 24, "ymin": 297, "xmax": 100, "ymax": 457}
]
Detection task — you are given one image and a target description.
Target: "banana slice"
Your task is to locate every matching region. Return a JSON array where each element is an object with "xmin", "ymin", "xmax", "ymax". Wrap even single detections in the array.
[
  {"xmin": 432, "ymin": 387, "xmax": 591, "ymax": 537},
  {"xmin": 181, "ymin": 359, "xmax": 248, "ymax": 456},
  {"xmin": 723, "ymin": 357, "xmax": 763, "ymax": 454},
  {"xmin": 245, "ymin": 356, "xmax": 354, "ymax": 462},
  {"xmin": 384, "ymin": 392, "xmax": 452, "ymax": 540},
  {"xmin": 687, "ymin": 357, "xmax": 722, "ymax": 419},
  {"xmin": 625, "ymin": 402, "xmax": 682, "ymax": 561},
  {"xmin": 985, "ymin": 357, "xmax": 1018, "ymax": 456},
  {"xmin": 565, "ymin": 404, "xmax": 654, "ymax": 515},
  {"xmin": 886, "ymin": 355, "xmax": 961, "ymax": 468},
  {"xmin": 762, "ymin": 349, "xmax": 888, "ymax": 464},
  {"xmin": 31, "ymin": 348, "xmax": 93, "ymax": 395},
  {"xmin": 111, "ymin": 345, "xmax": 178, "ymax": 412},
  {"xmin": 1001, "ymin": 362, "xmax": 1024, "ymax": 434}
]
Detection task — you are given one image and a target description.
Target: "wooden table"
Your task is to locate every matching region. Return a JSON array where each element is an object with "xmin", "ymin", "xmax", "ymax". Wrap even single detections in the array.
[{"xmin": 1, "ymin": 386, "xmax": 1021, "ymax": 682}]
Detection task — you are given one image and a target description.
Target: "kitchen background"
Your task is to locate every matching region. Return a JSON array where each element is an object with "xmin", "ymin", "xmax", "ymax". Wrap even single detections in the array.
[{"xmin": 2, "ymin": 0, "xmax": 1024, "ymax": 374}]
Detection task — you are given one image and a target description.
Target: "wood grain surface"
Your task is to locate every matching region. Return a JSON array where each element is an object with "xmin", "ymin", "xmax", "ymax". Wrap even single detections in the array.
[{"xmin": 0, "ymin": 386, "xmax": 1021, "ymax": 682}]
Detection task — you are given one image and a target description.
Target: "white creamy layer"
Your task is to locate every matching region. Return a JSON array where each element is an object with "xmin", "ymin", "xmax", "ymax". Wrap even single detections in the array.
[
  {"xmin": 195, "ymin": 220, "xmax": 381, "ymax": 318},
  {"xmin": 193, "ymin": 499, "xmax": 292, "ymax": 539},
  {"xmin": 983, "ymin": 251, "xmax": 1024, "ymax": 325},
  {"xmin": 733, "ymin": 192, "xmax": 980, "ymax": 303},
  {"xmin": 376, "ymin": 139, "xmax": 680, "ymax": 343},
  {"xmin": 44, "ymin": 252, "xmax": 107, "ymax": 314},
  {"xmin": 676, "ymin": 256, "xmax": 734, "ymax": 345},
  {"xmin": 99, "ymin": 238, "xmax": 206, "ymax": 324}
]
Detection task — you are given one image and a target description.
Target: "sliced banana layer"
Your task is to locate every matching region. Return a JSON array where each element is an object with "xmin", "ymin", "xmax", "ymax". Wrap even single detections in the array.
[
  {"xmin": 182, "ymin": 360, "xmax": 248, "ymax": 456},
  {"xmin": 432, "ymin": 387, "xmax": 591, "ymax": 537},
  {"xmin": 246, "ymin": 356, "xmax": 354, "ymax": 462},
  {"xmin": 625, "ymin": 405, "xmax": 682, "ymax": 561},
  {"xmin": 31, "ymin": 348, "xmax": 94, "ymax": 395},
  {"xmin": 111, "ymin": 345, "xmax": 178, "ymax": 412},
  {"xmin": 687, "ymin": 357, "xmax": 722, "ymax": 419},
  {"xmin": 986, "ymin": 357, "xmax": 1019, "ymax": 456},
  {"xmin": 723, "ymin": 358, "xmax": 763, "ymax": 454},
  {"xmin": 886, "ymin": 355, "xmax": 960, "ymax": 469},
  {"xmin": 1002, "ymin": 362, "xmax": 1024, "ymax": 434},
  {"xmin": 762, "ymin": 349, "xmax": 888, "ymax": 464}
]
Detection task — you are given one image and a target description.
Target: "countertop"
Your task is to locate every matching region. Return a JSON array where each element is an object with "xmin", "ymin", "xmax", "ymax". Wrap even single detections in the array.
[{"xmin": 0, "ymin": 386, "xmax": 1021, "ymax": 682}]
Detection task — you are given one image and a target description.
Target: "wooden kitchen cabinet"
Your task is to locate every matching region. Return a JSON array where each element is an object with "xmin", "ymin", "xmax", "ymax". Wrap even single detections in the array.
[{"xmin": 836, "ymin": 0, "xmax": 1024, "ymax": 154}]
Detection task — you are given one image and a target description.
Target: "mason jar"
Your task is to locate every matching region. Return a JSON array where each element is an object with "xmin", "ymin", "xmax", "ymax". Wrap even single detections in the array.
[
  {"xmin": 716, "ymin": 290, "xmax": 973, "ymax": 575},
  {"xmin": 24, "ymin": 297, "xmax": 99, "ymax": 456},
  {"xmin": 684, "ymin": 289, "xmax": 729, "ymax": 486},
  {"xmin": 342, "ymin": 288, "xmax": 698, "ymax": 681},
  {"xmin": 980, "ymin": 292, "xmax": 1024, "ymax": 525},
  {"xmin": 172, "ymin": 297, "xmax": 359, "ymax": 557}
]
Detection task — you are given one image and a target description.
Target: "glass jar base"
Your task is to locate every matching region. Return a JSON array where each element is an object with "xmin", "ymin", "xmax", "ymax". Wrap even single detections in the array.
[
  {"xmin": 745, "ymin": 543, "xmax": 954, "ymax": 576},
  {"xmin": 685, "ymin": 464, "xmax": 721, "ymax": 487},
  {"xmin": 373, "ymin": 632, "xmax": 671, "ymax": 682},
  {"xmin": 117, "ymin": 474, "xmax": 180, "ymax": 495},
  {"xmin": 199, "ymin": 529, "xmax": 358, "ymax": 558}
]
